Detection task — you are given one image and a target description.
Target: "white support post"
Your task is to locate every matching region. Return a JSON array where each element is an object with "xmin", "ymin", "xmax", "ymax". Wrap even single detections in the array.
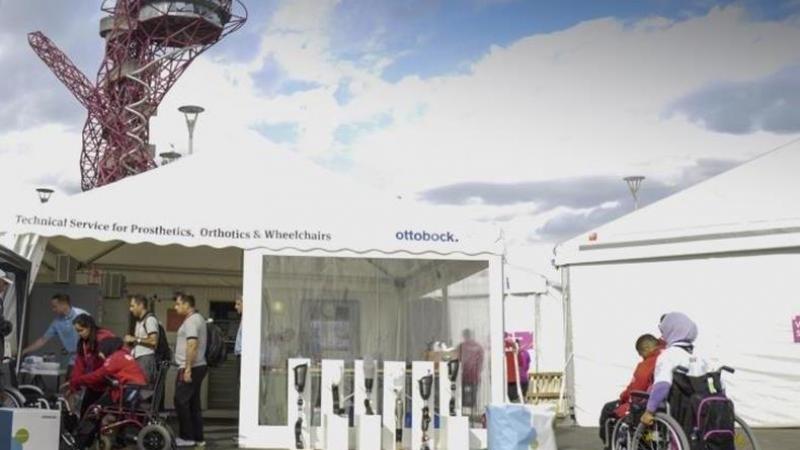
[
  {"xmin": 288, "ymin": 358, "xmax": 312, "ymax": 450},
  {"xmin": 438, "ymin": 358, "xmax": 468, "ymax": 450},
  {"xmin": 382, "ymin": 361, "xmax": 406, "ymax": 450},
  {"xmin": 353, "ymin": 359, "xmax": 380, "ymax": 449},
  {"xmin": 412, "ymin": 361, "xmax": 435, "ymax": 450},
  {"xmin": 321, "ymin": 359, "xmax": 348, "ymax": 450}
]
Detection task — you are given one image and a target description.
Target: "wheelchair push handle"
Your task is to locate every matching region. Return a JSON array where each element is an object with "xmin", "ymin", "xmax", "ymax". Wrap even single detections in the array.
[{"xmin": 674, "ymin": 365, "xmax": 735, "ymax": 375}]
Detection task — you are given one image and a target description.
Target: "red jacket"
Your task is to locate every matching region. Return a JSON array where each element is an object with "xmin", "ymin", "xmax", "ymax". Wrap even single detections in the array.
[
  {"xmin": 70, "ymin": 328, "xmax": 115, "ymax": 392},
  {"xmin": 615, "ymin": 347, "xmax": 663, "ymax": 417},
  {"xmin": 72, "ymin": 348, "xmax": 147, "ymax": 402}
]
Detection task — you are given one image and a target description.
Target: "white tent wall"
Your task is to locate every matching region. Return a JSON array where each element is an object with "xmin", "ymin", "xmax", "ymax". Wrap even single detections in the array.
[{"xmin": 568, "ymin": 251, "xmax": 800, "ymax": 428}]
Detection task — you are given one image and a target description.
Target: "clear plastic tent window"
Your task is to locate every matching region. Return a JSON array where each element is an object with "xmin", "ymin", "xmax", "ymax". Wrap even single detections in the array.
[{"xmin": 258, "ymin": 255, "xmax": 491, "ymax": 427}]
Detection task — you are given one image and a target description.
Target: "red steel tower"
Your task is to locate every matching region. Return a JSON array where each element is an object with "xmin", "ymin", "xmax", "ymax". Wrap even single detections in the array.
[{"xmin": 28, "ymin": 1, "xmax": 247, "ymax": 191}]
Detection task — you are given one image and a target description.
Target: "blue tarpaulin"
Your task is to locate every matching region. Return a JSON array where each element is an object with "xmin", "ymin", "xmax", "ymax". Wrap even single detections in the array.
[{"xmin": 486, "ymin": 404, "xmax": 536, "ymax": 450}]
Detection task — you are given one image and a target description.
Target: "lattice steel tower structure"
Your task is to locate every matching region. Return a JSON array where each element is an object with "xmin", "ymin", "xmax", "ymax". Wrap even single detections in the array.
[{"xmin": 28, "ymin": 1, "xmax": 247, "ymax": 191}]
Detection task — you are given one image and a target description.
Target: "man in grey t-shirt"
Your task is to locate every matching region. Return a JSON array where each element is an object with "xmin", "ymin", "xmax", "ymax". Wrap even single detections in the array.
[
  {"xmin": 124, "ymin": 295, "xmax": 160, "ymax": 383},
  {"xmin": 173, "ymin": 293, "xmax": 207, "ymax": 447}
]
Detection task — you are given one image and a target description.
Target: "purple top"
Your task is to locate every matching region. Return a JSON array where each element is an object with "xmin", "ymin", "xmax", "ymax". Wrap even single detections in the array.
[{"xmin": 518, "ymin": 349, "xmax": 531, "ymax": 381}]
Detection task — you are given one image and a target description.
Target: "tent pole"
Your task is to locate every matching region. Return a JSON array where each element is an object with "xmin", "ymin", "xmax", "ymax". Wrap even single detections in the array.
[
  {"xmin": 14, "ymin": 235, "xmax": 47, "ymax": 374},
  {"xmin": 561, "ymin": 265, "xmax": 575, "ymax": 420}
]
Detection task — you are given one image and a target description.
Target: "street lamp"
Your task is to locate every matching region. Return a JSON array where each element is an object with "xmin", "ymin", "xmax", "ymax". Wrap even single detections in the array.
[
  {"xmin": 36, "ymin": 188, "xmax": 54, "ymax": 204},
  {"xmin": 623, "ymin": 176, "xmax": 645, "ymax": 210},
  {"xmin": 159, "ymin": 150, "xmax": 182, "ymax": 165},
  {"xmin": 178, "ymin": 105, "xmax": 204, "ymax": 155}
]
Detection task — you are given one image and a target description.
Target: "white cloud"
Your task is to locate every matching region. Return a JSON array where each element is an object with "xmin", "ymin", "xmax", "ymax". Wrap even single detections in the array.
[{"xmin": 3, "ymin": 4, "xmax": 800, "ymax": 277}]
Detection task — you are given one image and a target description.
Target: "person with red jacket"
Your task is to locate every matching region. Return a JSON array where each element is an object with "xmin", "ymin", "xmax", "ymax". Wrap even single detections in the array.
[
  {"xmin": 599, "ymin": 334, "xmax": 664, "ymax": 447},
  {"xmin": 69, "ymin": 314, "xmax": 115, "ymax": 414},
  {"xmin": 71, "ymin": 337, "xmax": 147, "ymax": 403},
  {"xmin": 72, "ymin": 337, "xmax": 147, "ymax": 448}
]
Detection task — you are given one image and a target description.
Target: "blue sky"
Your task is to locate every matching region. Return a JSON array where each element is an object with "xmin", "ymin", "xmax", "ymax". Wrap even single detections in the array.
[
  {"xmin": 227, "ymin": 0, "xmax": 800, "ymax": 85},
  {"xmin": 1, "ymin": 0, "xmax": 799, "ymax": 273}
]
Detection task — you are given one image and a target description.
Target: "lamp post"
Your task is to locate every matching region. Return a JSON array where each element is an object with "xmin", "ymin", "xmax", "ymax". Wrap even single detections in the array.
[
  {"xmin": 178, "ymin": 105, "xmax": 204, "ymax": 155},
  {"xmin": 159, "ymin": 151, "xmax": 182, "ymax": 165},
  {"xmin": 623, "ymin": 176, "xmax": 645, "ymax": 210},
  {"xmin": 36, "ymin": 188, "xmax": 54, "ymax": 204}
]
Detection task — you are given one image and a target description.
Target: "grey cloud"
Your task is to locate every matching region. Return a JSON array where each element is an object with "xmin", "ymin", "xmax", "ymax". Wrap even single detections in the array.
[
  {"xmin": 420, "ymin": 158, "xmax": 740, "ymax": 243},
  {"xmin": 34, "ymin": 172, "xmax": 81, "ymax": 196},
  {"xmin": 421, "ymin": 176, "xmax": 673, "ymax": 210},
  {"xmin": 532, "ymin": 158, "xmax": 741, "ymax": 242},
  {"xmin": 667, "ymin": 65, "xmax": 800, "ymax": 135},
  {"xmin": 0, "ymin": 2, "xmax": 108, "ymax": 132},
  {"xmin": 535, "ymin": 205, "xmax": 624, "ymax": 243}
]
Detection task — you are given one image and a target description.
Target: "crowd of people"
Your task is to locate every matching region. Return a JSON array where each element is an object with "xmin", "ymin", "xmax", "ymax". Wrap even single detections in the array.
[{"xmin": 19, "ymin": 291, "xmax": 243, "ymax": 448}]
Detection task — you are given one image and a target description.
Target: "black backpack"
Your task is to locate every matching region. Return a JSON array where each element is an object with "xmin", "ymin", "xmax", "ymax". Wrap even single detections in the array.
[
  {"xmin": 144, "ymin": 313, "xmax": 172, "ymax": 364},
  {"xmin": 205, "ymin": 319, "xmax": 228, "ymax": 367}
]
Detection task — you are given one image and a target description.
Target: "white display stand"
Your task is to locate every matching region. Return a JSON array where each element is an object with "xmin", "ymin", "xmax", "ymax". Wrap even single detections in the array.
[
  {"xmin": 354, "ymin": 359, "xmax": 378, "ymax": 417},
  {"xmin": 287, "ymin": 358, "xmax": 312, "ymax": 450},
  {"xmin": 381, "ymin": 361, "xmax": 406, "ymax": 450},
  {"xmin": 321, "ymin": 359, "xmax": 346, "ymax": 416},
  {"xmin": 411, "ymin": 361, "xmax": 435, "ymax": 450},
  {"xmin": 355, "ymin": 414, "xmax": 382, "ymax": 450},
  {"xmin": 438, "ymin": 359, "xmax": 461, "ymax": 418},
  {"xmin": 323, "ymin": 413, "xmax": 349, "ymax": 450},
  {"xmin": 321, "ymin": 359, "xmax": 348, "ymax": 450},
  {"xmin": 0, "ymin": 407, "xmax": 61, "ymax": 450},
  {"xmin": 439, "ymin": 416, "xmax": 470, "ymax": 450}
]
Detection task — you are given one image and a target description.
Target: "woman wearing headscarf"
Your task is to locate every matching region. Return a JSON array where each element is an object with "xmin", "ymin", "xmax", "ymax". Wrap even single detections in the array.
[
  {"xmin": 69, "ymin": 314, "xmax": 115, "ymax": 414},
  {"xmin": 641, "ymin": 312, "xmax": 709, "ymax": 426}
]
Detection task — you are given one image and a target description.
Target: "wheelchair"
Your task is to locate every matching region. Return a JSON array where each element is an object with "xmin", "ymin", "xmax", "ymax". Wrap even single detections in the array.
[
  {"xmin": 73, "ymin": 360, "xmax": 175, "ymax": 450},
  {"xmin": 607, "ymin": 366, "xmax": 759, "ymax": 450},
  {"xmin": 2, "ymin": 357, "xmax": 82, "ymax": 449}
]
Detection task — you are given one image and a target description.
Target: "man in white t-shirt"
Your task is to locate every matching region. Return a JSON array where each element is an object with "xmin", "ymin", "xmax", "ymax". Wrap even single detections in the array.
[{"xmin": 124, "ymin": 294, "xmax": 160, "ymax": 384}]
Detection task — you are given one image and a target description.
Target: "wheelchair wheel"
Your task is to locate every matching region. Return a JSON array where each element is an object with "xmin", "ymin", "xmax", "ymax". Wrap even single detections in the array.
[
  {"xmin": 0, "ymin": 387, "xmax": 24, "ymax": 407},
  {"xmin": 137, "ymin": 423, "xmax": 173, "ymax": 450},
  {"xmin": 632, "ymin": 412, "xmax": 690, "ymax": 450},
  {"xmin": 611, "ymin": 418, "xmax": 635, "ymax": 450},
  {"xmin": 734, "ymin": 415, "xmax": 759, "ymax": 450},
  {"xmin": 93, "ymin": 434, "xmax": 113, "ymax": 450}
]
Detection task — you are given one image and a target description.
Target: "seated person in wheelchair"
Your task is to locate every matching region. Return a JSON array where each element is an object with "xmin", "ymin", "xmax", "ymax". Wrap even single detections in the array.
[
  {"xmin": 70, "ymin": 337, "xmax": 147, "ymax": 407},
  {"xmin": 599, "ymin": 333, "xmax": 663, "ymax": 444},
  {"xmin": 640, "ymin": 312, "xmax": 709, "ymax": 427}
]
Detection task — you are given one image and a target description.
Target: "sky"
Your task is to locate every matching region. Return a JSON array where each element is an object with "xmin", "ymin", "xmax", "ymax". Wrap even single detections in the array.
[{"xmin": 1, "ymin": 0, "xmax": 799, "ymax": 277}]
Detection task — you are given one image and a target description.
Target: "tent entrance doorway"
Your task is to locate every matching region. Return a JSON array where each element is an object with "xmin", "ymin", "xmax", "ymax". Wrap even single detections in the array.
[
  {"xmin": 24, "ymin": 236, "xmax": 243, "ymax": 417},
  {"xmin": 207, "ymin": 300, "xmax": 240, "ymax": 411}
]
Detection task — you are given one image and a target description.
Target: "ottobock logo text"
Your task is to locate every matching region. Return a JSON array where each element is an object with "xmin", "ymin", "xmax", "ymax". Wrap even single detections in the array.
[{"xmin": 395, "ymin": 230, "xmax": 458, "ymax": 243}]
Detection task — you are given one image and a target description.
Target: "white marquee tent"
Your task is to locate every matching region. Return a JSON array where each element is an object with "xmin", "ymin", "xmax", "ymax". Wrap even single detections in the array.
[
  {"xmin": 555, "ymin": 144, "xmax": 800, "ymax": 427},
  {"xmin": 3, "ymin": 147, "xmax": 506, "ymax": 448}
]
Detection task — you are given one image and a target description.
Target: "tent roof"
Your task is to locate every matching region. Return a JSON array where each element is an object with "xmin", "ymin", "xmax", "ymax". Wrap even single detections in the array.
[
  {"xmin": 556, "ymin": 143, "xmax": 800, "ymax": 265},
  {"xmin": 6, "ymin": 147, "xmax": 501, "ymax": 257}
]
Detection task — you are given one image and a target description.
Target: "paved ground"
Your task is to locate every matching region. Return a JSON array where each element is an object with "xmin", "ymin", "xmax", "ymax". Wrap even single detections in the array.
[
  {"xmin": 554, "ymin": 425, "xmax": 797, "ymax": 450},
  {"xmin": 197, "ymin": 420, "xmax": 798, "ymax": 449}
]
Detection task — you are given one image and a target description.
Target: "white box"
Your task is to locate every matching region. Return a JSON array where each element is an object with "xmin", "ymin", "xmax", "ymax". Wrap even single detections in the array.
[
  {"xmin": 0, "ymin": 408, "xmax": 61, "ymax": 450},
  {"xmin": 323, "ymin": 413, "xmax": 349, "ymax": 450},
  {"xmin": 355, "ymin": 415, "xmax": 382, "ymax": 450},
  {"xmin": 439, "ymin": 415, "xmax": 470, "ymax": 450}
]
